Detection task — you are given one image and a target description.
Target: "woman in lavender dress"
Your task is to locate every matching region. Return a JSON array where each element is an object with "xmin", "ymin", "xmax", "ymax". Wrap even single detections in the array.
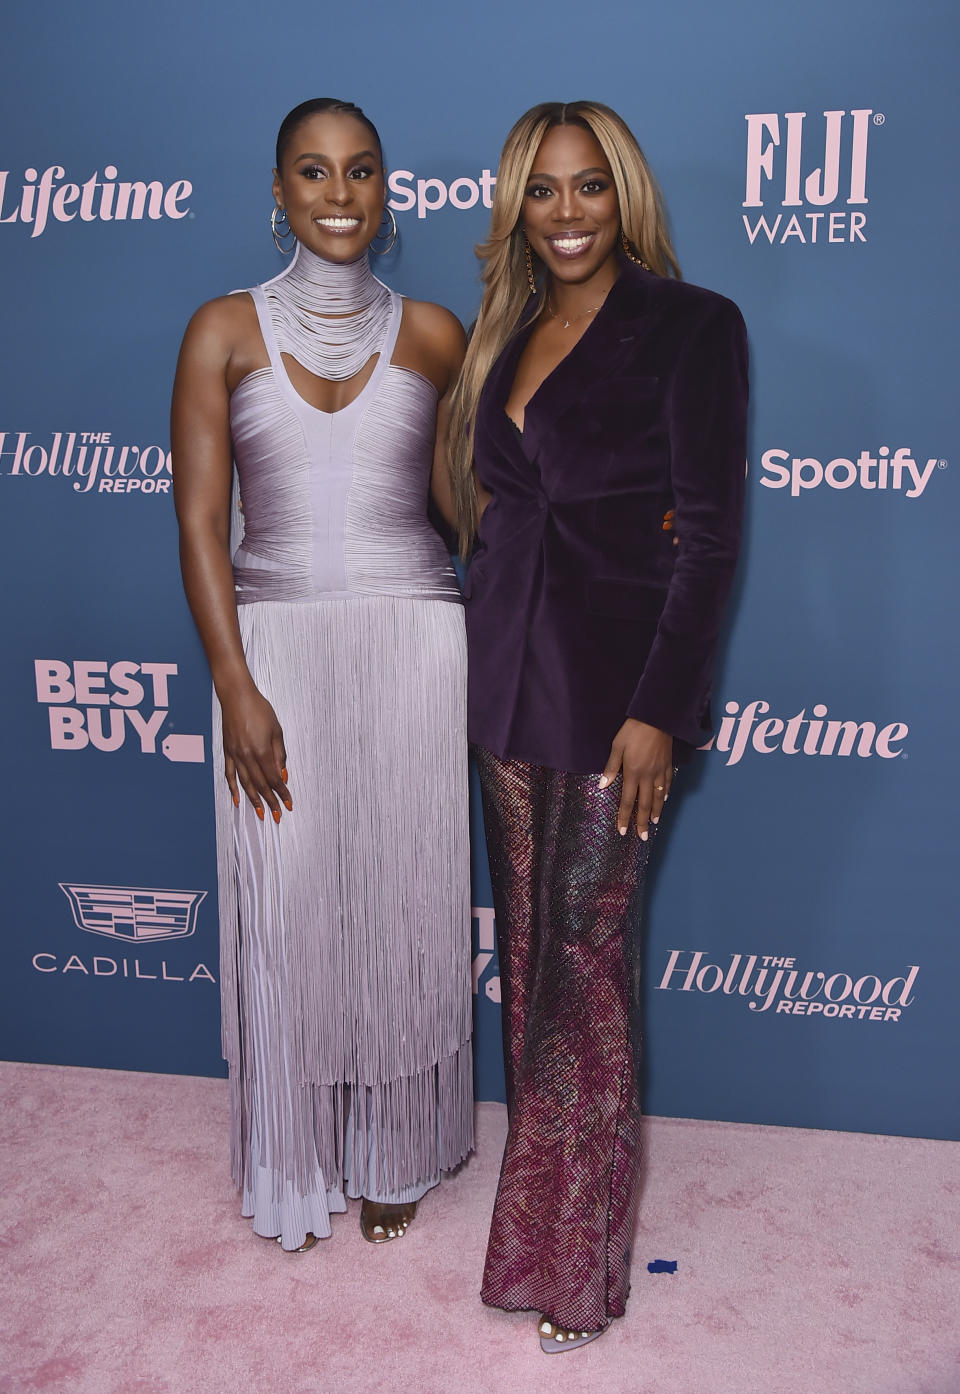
[{"xmin": 171, "ymin": 98, "xmax": 473, "ymax": 1251}]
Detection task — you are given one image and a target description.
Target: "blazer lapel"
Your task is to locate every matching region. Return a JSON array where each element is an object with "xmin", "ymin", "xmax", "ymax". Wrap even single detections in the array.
[
  {"xmin": 481, "ymin": 312, "xmax": 541, "ymax": 466},
  {"xmin": 482, "ymin": 263, "xmax": 656, "ymax": 467},
  {"xmin": 536, "ymin": 261, "xmax": 655, "ymax": 410}
]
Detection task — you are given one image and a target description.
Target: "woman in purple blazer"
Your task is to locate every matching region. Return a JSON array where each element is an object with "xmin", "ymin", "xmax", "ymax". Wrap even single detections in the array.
[{"xmin": 447, "ymin": 101, "xmax": 748, "ymax": 1353}]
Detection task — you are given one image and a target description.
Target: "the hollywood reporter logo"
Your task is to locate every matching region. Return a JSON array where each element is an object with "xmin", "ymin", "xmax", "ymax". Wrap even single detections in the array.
[
  {"xmin": 35, "ymin": 660, "xmax": 204, "ymax": 760},
  {"xmin": 0, "ymin": 431, "xmax": 172, "ymax": 495},
  {"xmin": 743, "ymin": 108, "xmax": 881, "ymax": 245},
  {"xmin": 658, "ymin": 950, "xmax": 917, "ymax": 1023},
  {"xmin": 0, "ymin": 165, "xmax": 191, "ymax": 238}
]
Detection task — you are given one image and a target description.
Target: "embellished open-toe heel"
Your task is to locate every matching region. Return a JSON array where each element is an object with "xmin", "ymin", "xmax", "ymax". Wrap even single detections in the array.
[{"xmin": 538, "ymin": 1318, "xmax": 604, "ymax": 1354}]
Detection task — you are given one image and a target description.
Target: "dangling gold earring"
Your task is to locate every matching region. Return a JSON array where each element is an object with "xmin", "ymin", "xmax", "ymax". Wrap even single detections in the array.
[
  {"xmin": 523, "ymin": 236, "xmax": 537, "ymax": 295},
  {"xmin": 621, "ymin": 230, "xmax": 649, "ymax": 270}
]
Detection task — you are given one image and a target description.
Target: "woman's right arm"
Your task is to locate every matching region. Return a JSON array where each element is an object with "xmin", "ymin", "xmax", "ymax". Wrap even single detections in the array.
[{"xmin": 171, "ymin": 302, "xmax": 291, "ymax": 823}]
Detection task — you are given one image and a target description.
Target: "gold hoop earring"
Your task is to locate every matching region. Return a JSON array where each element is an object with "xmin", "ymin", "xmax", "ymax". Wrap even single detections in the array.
[
  {"xmin": 271, "ymin": 205, "xmax": 296, "ymax": 254},
  {"xmin": 621, "ymin": 230, "xmax": 649, "ymax": 270},
  {"xmin": 523, "ymin": 236, "xmax": 536, "ymax": 295},
  {"xmin": 371, "ymin": 205, "xmax": 398, "ymax": 256}
]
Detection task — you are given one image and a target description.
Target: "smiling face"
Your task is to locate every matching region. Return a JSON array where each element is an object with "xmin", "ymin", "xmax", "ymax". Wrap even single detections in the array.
[
  {"xmin": 522, "ymin": 122, "xmax": 621, "ymax": 290},
  {"xmin": 272, "ymin": 112, "xmax": 387, "ymax": 262}
]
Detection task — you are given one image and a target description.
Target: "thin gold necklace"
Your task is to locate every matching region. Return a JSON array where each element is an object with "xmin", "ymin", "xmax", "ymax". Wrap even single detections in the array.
[{"xmin": 546, "ymin": 295, "xmax": 605, "ymax": 330}]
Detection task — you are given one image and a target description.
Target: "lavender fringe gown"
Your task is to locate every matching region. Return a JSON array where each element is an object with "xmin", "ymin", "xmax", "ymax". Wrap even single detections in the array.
[{"xmin": 212, "ymin": 247, "xmax": 473, "ymax": 1249}]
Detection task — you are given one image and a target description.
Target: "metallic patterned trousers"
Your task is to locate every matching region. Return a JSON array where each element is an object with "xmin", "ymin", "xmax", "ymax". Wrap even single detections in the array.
[{"xmin": 474, "ymin": 745, "xmax": 659, "ymax": 1333}]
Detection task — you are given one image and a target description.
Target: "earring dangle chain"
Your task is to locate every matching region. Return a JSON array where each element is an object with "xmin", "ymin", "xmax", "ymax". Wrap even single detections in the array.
[
  {"xmin": 621, "ymin": 229, "xmax": 649, "ymax": 270},
  {"xmin": 271, "ymin": 205, "xmax": 296, "ymax": 255},
  {"xmin": 523, "ymin": 236, "xmax": 536, "ymax": 295},
  {"xmin": 371, "ymin": 205, "xmax": 398, "ymax": 256}
]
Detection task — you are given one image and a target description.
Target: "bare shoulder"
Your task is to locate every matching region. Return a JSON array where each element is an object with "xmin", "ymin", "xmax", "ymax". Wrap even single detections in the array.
[
  {"xmin": 397, "ymin": 298, "xmax": 466, "ymax": 392},
  {"xmin": 401, "ymin": 298, "xmax": 466, "ymax": 353},
  {"xmin": 183, "ymin": 292, "xmax": 257, "ymax": 349},
  {"xmin": 177, "ymin": 293, "xmax": 265, "ymax": 391}
]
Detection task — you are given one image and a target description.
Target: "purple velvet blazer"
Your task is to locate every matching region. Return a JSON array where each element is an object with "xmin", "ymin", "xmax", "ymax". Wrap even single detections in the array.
[{"xmin": 463, "ymin": 259, "xmax": 749, "ymax": 774}]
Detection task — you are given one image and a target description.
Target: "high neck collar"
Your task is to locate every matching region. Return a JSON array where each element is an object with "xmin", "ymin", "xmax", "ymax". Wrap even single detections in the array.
[
  {"xmin": 259, "ymin": 238, "xmax": 393, "ymax": 381},
  {"xmin": 272, "ymin": 240, "xmax": 384, "ymax": 313}
]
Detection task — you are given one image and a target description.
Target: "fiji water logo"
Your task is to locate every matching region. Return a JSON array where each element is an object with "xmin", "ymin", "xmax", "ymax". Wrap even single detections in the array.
[
  {"xmin": 743, "ymin": 108, "xmax": 882, "ymax": 245},
  {"xmin": 0, "ymin": 431, "xmax": 172, "ymax": 495},
  {"xmin": 759, "ymin": 446, "xmax": 944, "ymax": 499},
  {"xmin": 704, "ymin": 700, "xmax": 907, "ymax": 767},
  {"xmin": 657, "ymin": 950, "xmax": 917, "ymax": 1023},
  {"xmin": 0, "ymin": 166, "xmax": 192, "ymax": 238},
  {"xmin": 34, "ymin": 659, "xmax": 204, "ymax": 760},
  {"xmin": 59, "ymin": 883, "xmax": 206, "ymax": 942}
]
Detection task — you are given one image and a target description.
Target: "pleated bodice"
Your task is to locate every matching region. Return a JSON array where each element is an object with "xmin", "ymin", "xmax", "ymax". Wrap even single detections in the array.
[{"xmin": 229, "ymin": 281, "xmax": 459, "ymax": 605}]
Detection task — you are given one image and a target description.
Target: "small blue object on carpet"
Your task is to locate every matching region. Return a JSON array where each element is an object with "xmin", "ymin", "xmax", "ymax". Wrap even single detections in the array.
[{"xmin": 647, "ymin": 1259, "xmax": 678, "ymax": 1274}]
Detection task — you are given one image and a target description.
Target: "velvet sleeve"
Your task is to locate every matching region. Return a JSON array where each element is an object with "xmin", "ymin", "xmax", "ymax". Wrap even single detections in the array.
[{"xmin": 626, "ymin": 297, "xmax": 749, "ymax": 745}]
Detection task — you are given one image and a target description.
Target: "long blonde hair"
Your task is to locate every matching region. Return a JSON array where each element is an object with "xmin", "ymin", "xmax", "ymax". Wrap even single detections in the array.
[{"xmin": 448, "ymin": 100, "xmax": 681, "ymax": 554}]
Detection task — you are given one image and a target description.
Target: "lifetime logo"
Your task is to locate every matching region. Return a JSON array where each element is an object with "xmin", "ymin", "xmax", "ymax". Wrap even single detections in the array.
[
  {"xmin": 742, "ymin": 109, "xmax": 876, "ymax": 246},
  {"xmin": 0, "ymin": 165, "xmax": 192, "ymax": 238},
  {"xmin": 0, "ymin": 431, "xmax": 172, "ymax": 495},
  {"xmin": 657, "ymin": 950, "xmax": 917, "ymax": 1023},
  {"xmin": 34, "ymin": 659, "xmax": 204, "ymax": 760},
  {"xmin": 758, "ymin": 447, "xmax": 941, "ymax": 499},
  {"xmin": 703, "ymin": 700, "xmax": 907, "ymax": 767}
]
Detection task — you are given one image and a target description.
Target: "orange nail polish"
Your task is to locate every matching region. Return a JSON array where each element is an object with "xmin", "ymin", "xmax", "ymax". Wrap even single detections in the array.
[
  {"xmin": 255, "ymin": 806, "xmax": 264, "ymax": 821},
  {"xmin": 272, "ymin": 808, "xmax": 281, "ymax": 824},
  {"xmin": 284, "ymin": 799, "xmax": 293, "ymax": 812},
  {"xmin": 281, "ymin": 767, "xmax": 288, "ymax": 782},
  {"xmin": 232, "ymin": 793, "xmax": 240, "ymax": 807}
]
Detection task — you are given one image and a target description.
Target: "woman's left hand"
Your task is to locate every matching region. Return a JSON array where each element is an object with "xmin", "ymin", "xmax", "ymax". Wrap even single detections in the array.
[{"xmin": 600, "ymin": 719, "xmax": 674, "ymax": 839}]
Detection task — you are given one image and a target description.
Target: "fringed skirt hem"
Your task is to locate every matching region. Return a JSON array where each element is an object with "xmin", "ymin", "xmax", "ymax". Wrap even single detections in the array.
[{"xmin": 215, "ymin": 596, "xmax": 474, "ymax": 1246}]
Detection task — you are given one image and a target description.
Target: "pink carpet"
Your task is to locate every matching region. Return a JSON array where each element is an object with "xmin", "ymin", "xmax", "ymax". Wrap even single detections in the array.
[{"xmin": 0, "ymin": 1062, "xmax": 957, "ymax": 1394}]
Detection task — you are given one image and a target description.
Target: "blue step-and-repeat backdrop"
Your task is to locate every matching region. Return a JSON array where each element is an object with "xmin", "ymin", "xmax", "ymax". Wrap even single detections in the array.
[{"xmin": 2, "ymin": 0, "xmax": 956, "ymax": 1141}]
